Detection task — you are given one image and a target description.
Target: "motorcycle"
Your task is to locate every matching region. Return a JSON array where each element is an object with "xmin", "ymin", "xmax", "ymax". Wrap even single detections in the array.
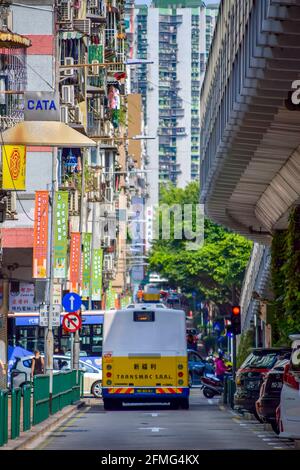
[{"xmin": 201, "ymin": 372, "xmax": 232, "ymax": 399}]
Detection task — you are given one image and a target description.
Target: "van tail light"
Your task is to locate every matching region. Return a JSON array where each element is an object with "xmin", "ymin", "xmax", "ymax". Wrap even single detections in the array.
[{"xmin": 283, "ymin": 363, "xmax": 299, "ymax": 390}]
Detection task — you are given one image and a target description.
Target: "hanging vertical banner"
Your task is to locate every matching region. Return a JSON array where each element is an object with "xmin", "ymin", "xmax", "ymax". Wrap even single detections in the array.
[
  {"xmin": 2, "ymin": 145, "xmax": 26, "ymax": 190},
  {"xmin": 92, "ymin": 248, "xmax": 103, "ymax": 301},
  {"xmin": 69, "ymin": 232, "xmax": 81, "ymax": 293},
  {"xmin": 82, "ymin": 233, "xmax": 92, "ymax": 299},
  {"xmin": 33, "ymin": 191, "xmax": 49, "ymax": 278},
  {"xmin": 106, "ymin": 282, "xmax": 117, "ymax": 310},
  {"xmin": 53, "ymin": 191, "xmax": 69, "ymax": 278},
  {"xmin": 105, "ymin": 281, "xmax": 113, "ymax": 310}
]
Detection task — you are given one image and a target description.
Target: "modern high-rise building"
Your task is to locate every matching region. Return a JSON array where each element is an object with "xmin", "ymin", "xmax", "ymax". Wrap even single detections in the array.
[{"xmin": 131, "ymin": 0, "xmax": 219, "ymax": 206}]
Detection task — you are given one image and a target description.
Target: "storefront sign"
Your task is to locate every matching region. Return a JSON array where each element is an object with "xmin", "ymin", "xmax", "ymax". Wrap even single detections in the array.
[
  {"xmin": 24, "ymin": 92, "xmax": 60, "ymax": 121},
  {"xmin": 9, "ymin": 282, "xmax": 39, "ymax": 312},
  {"xmin": 33, "ymin": 191, "xmax": 49, "ymax": 278},
  {"xmin": 2, "ymin": 145, "xmax": 26, "ymax": 190},
  {"xmin": 92, "ymin": 248, "xmax": 103, "ymax": 301},
  {"xmin": 53, "ymin": 191, "xmax": 69, "ymax": 279}
]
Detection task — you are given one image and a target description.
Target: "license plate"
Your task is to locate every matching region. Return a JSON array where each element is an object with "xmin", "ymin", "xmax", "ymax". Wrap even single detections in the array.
[
  {"xmin": 246, "ymin": 381, "xmax": 259, "ymax": 390},
  {"xmin": 135, "ymin": 388, "xmax": 155, "ymax": 394},
  {"xmin": 271, "ymin": 382, "xmax": 282, "ymax": 389}
]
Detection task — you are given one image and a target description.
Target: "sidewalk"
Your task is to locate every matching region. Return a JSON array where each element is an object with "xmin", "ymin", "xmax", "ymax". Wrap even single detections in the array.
[{"xmin": 1, "ymin": 399, "xmax": 85, "ymax": 451}]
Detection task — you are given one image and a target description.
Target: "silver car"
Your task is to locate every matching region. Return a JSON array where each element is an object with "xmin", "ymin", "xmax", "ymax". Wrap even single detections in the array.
[{"xmin": 10, "ymin": 355, "xmax": 102, "ymax": 398}]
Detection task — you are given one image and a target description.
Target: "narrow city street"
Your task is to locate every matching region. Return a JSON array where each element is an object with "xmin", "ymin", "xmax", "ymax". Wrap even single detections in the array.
[{"xmin": 32, "ymin": 390, "xmax": 295, "ymax": 451}]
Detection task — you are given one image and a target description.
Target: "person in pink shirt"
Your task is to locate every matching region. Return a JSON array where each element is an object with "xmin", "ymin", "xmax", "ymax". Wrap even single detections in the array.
[{"xmin": 215, "ymin": 353, "xmax": 228, "ymax": 382}]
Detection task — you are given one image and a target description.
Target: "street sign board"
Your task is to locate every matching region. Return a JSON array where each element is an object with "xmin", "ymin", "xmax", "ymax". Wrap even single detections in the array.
[
  {"xmin": 62, "ymin": 312, "xmax": 82, "ymax": 333},
  {"xmin": 39, "ymin": 304, "xmax": 49, "ymax": 327},
  {"xmin": 52, "ymin": 304, "xmax": 61, "ymax": 327},
  {"xmin": 62, "ymin": 292, "xmax": 82, "ymax": 313}
]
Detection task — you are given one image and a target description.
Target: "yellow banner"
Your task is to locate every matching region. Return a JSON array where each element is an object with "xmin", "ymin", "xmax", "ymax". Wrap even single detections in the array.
[{"xmin": 2, "ymin": 145, "xmax": 26, "ymax": 190}]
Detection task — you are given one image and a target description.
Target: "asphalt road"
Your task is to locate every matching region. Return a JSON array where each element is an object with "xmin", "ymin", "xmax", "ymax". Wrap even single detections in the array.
[{"xmin": 33, "ymin": 390, "xmax": 295, "ymax": 450}]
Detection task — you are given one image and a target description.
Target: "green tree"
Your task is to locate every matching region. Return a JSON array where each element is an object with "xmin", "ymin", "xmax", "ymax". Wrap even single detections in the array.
[{"xmin": 149, "ymin": 182, "xmax": 252, "ymax": 305}]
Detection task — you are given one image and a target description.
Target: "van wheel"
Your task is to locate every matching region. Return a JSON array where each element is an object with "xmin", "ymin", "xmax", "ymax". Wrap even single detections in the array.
[{"xmin": 180, "ymin": 398, "xmax": 189, "ymax": 410}]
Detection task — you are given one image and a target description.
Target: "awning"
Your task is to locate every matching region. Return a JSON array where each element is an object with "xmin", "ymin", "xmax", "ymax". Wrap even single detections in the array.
[
  {"xmin": 0, "ymin": 30, "xmax": 31, "ymax": 48},
  {"xmin": 59, "ymin": 31, "xmax": 83, "ymax": 40},
  {"xmin": 1, "ymin": 121, "xmax": 96, "ymax": 147}
]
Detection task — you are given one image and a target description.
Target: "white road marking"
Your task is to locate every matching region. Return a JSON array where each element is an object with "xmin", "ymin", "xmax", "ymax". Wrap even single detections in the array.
[
  {"xmin": 208, "ymin": 399, "xmax": 213, "ymax": 405},
  {"xmin": 139, "ymin": 427, "xmax": 166, "ymax": 433},
  {"xmin": 239, "ymin": 423, "xmax": 247, "ymax": 426}
]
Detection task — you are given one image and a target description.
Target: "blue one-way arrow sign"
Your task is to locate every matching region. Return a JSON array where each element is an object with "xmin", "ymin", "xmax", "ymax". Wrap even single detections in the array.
[{"xmin": 62, "ymin": 292, "xmax": 82, "ymax": 313}]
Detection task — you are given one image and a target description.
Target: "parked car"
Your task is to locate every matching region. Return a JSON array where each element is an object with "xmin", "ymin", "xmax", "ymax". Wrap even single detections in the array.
[
  {"xmin": 255, "ymin": 357, "xmax": 290, "ymax": 433},
  {"xmin": 278, "ymin": 334, "xmax": 300, "ymax": 439},
  {"xmin": 188, "ymin": 349, "xmax": 214, "ymax": 386},
  {"xmin": 10, "ymin": 355, "xmax": 102, "ymax": 398},
  {"xmin": 234, "ymin": 347, "xmax": 291, "ymax": 418}
]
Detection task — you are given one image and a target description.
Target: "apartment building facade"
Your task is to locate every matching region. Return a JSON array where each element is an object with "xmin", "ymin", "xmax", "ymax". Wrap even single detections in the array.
[{"xmin": 131, "ymin": 0, "xmax": 219, "ymax": 206}]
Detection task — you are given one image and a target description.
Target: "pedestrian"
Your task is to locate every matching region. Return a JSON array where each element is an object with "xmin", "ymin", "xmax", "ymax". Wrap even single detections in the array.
[
  {"xmin": 0, "ymin": 358, "xmax": 6, "ymax": 381},
  {"xmin": 214, "ymin": 352, "xmax": 227, "ymax": 382},
  {"xmin": 187, "ymin": 333, "xmax": 197, "ymax": 351},
  {"xmin": 31, "ymin": 350, "xmax": 44, "ymax": 377}
]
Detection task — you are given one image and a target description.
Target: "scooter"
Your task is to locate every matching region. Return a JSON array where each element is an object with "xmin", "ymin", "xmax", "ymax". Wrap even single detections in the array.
[{"xmin": 201, "ymin": 374, "xmax": 224, "ymax": 399}]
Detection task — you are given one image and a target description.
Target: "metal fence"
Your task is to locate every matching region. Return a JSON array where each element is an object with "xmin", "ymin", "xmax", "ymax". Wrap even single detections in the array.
[{"xmin": 0, "ymin": 370, "xmax": 83, "ymax": 447}]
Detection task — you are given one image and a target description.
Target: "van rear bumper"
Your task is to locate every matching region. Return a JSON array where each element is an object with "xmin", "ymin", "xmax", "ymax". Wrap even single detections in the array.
[{"xmin": 102, "ymin": 387, "xmax": 189, "ymax": 400}]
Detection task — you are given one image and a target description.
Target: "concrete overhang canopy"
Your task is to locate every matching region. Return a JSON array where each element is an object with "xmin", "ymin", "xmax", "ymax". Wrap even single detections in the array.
[{"xmin": 1, "ymin": 121, "xmax": 96, "ymax": 148}]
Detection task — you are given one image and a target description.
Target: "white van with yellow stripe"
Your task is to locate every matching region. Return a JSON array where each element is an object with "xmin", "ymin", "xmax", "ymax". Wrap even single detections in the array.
[{"xmin": 102, "ymin": 306, "xmax": 189, "ymax": 410}]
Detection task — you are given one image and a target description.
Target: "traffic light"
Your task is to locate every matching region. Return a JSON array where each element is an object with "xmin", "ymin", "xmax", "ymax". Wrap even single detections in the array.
[{"xmin": 230, "ymin": 305, "xmax": 241, "ymax": 335}]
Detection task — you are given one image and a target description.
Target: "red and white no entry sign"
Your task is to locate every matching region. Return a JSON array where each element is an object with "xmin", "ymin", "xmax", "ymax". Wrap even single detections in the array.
[{"xmin": 62, "ymin": 312, "xmax": 82, "ymax": 333}]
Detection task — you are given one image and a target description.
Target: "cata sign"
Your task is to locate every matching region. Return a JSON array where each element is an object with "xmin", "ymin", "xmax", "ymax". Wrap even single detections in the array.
[{"xmin": 24, "ymin": 92, "xmax": 60, "ymax": 121}]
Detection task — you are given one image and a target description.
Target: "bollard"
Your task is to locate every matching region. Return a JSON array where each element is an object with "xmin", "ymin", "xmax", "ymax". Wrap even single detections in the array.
[
  {"xmin": 23, "ymin": 384, "xmax": 31, "ymax": 432},
  {"xmin": 230, "ymin": 378, "xmax": 236, "ymax": 409},
  {"xmin": 223, "ymin": 376, "xmax": 228, "ymax": 405},
  {"xmin": 0, "ymin": 389, "xmax": 8, "ymax": 446},
  {"xmin": 11, "ymin": 387, "xmax": 21, "ymax": 439}
]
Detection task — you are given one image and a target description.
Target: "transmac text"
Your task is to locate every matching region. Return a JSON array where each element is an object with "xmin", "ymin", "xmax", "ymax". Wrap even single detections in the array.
[{"xmin": 116, "ymin": 374, "xmax": 172, "ymax": 380}]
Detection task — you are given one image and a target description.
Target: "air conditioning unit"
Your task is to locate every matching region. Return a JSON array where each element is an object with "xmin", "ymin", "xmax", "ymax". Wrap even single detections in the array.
[
  {"xmin": 69, "ymin": 190, "xmax": 80, "ymax": 214},
  {"xmin": 74, "ymin": 105, "xmax": 83, "ymax": 123},
  {"xmin": 64, "ymin": 57, "xmax": 74, "ymax": 76},
  {"xmin": 62, "ymin": 85, "xmax": 75, "ymax": 106},
  {"xmin": 60, "ymin": 105, "xmax": 69, "ymax": 123},
  {"xmin": 90, "ymin": 59, "xmax": 100, "ymax": 76},
  {"xmin": 104, "ymin": 254, "xmax": 113, "ymax": 271},
  {"xmin": 103, "ymin": 236, "xmax": 111, "ymax": 249},
  {"xmin": 89, "ymin": 0, "xmax": 98, "ymax": 8},
  {"xmin": 73, "ymin": 19, "xmax": 91, "ymax": 36},
  {"xmin": 6, "ymin": 192, "xmax": 17, "ymax": 215},
  {"xmin": 105, "ymin": 187, "xmax": 113, "ymax": 203},
  {"xmin": 59, "ymin": 0, "xmax": 73, "ymax": 22}
]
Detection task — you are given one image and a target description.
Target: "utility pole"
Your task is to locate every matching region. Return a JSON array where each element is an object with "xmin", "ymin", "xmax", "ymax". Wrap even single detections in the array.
[
  {"xmin": 88, "ymin": 201, "xmax": 97, "ymax": 310},
  {"xmin": 73, "ymin": 149, "xmax": 86, "ymax": 370},
  {"xmin": 232, "ymin": 284, "xmax": 237, "ymax": 379},
  {"xmin": 45, "ymin": 147, "xmax": 58, "ymax": 393}
]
